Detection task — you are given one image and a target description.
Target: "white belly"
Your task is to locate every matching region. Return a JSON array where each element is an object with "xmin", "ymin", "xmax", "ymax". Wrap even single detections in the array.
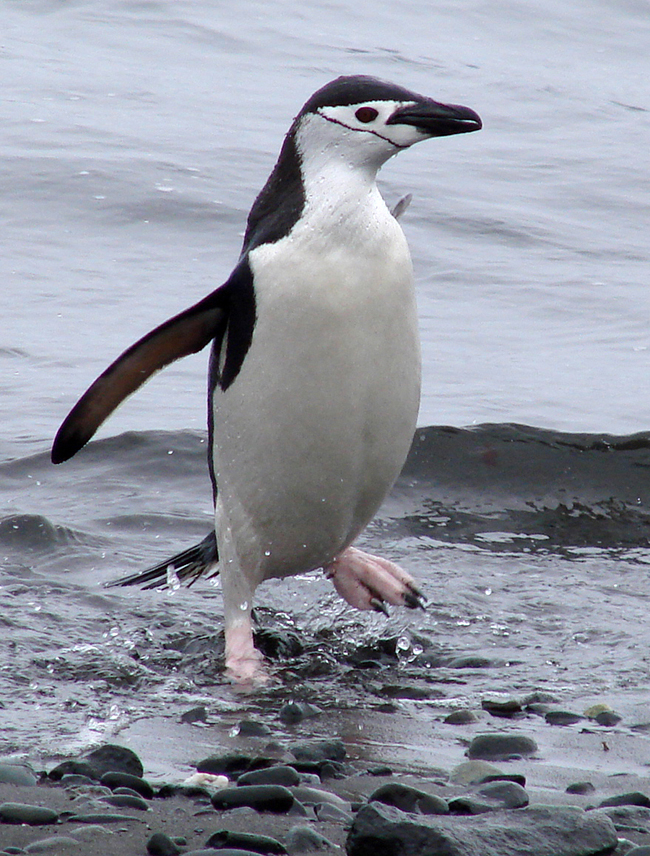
[{"xmin": 211, "ymin": 202, "xmax": 421, "ymax": 587}]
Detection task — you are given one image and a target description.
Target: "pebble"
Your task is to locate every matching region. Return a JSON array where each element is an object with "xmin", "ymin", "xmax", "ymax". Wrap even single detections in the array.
[
  {"xmin": 180, "ymin": 706, "xmax": 208, "ymax": 724},
  {"xmin": 567, "ymin": 781, "xmax": 596, "ymax": 795},
  {"xmin": 48, "ymin": 744, "xmax": 144, "ymax": 781},
  {"xmin": 289, "ymin": 739, "xmax": 346, "ymax": 764},
  {"xmin": 285, "ymin": 825, "xmax": 337, "ymax": 853},
  {"xmin": 24, "ymin": 835, "xmax": 82, "ymax": 853},
  {"xmin": 196, "ymin": 752, "xmax": 276, "ymax": 777},
  {"xmin": 314, "ymin": 803, "xmax": 353, "ymax": 823},
  {"xmin": 467, "ymin": 733, "xmax": 538, "ymax": 761},
  {"xmin": 211, "ymin": 785, "xmax": 295, "ymax": 813},
  {"xmin": 481, "ymin": 697, "xmax": 523, "ymax": 718},
  {"xmin": 369, "ymin": 782, "xmax": 448, "ymax": 815},
  {"xmin": 444, "ymin": 709, "xmax": 479, "ymax": 725},
  {"xmin": 448, "ymin": 781, "xmax": 530, "ymax": 814},
  {"xmin": 0, "ymin": 763, "xmax": 38, "ymax": 787},
  {"xmin": 347, "ymin": 802, "xmax": 618, "ymax": 856},
  {"xmin": 205, "ymin": 829, "xmax": 287, "ymax": 853},
  {"xmin": 66, "ymin": 811, "xmax": 145, "ymax": 823},
  {"xmin": 0, "ymin": 802, "xmax": 59, "ymax": 825},
  {"xmin": 237, "ymin": 766, "xmax": 300, "ymax": 788},
  {"xmin": 289, "ymin": 786, "xmax": 349, "ymax": 809},
  {"xmin": 100, "ymin": 770, "xmax": 154, "ymax": 797},
  {"xmin": 237, "ymin": 719, "xmax": 272, "ymax": 737},
  {"xmin": 101, "ymin": 793, "xmax": 150, "ymax": 810},
  {"xmin": 449, "ymin": 760, "xmax": 504, "ymax": 785},
  {"xmin": 599, "ymin": 792, "xmax": 650, "ymax": 809},
  {"xmin": 545, "ymin": 710, "xmax": 584, "ymax": 726},
  {"xmin": 278, "ymin": 702, "xmax": 322, "ymax": 725},
  {"xmin": 147, "ymin": 831, "xmax": 182, "ymax": 856}
]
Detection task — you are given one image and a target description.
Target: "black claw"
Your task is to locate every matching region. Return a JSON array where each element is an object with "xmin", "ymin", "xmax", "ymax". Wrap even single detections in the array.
[
  {"xmin": 403, "ymin": 585, "xmax": 427, "ymax": 611},
  {"xmin": 370, "ymin": 597, "xmax": 390, "ymax": 617}
]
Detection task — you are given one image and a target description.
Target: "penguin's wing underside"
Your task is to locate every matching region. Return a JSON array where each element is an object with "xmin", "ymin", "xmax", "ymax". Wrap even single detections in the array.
[{"xmin": 52, "ymin": 283, "xmax": 231, "ymax": 465}]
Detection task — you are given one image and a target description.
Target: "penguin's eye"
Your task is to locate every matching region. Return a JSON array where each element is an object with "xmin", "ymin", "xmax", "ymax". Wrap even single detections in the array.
[{"xmin": 355, "ymin": 107, "xmax": 379, "ymax": 123}]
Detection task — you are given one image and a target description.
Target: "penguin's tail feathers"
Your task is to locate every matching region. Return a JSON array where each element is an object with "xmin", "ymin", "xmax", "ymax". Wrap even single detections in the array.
[{"xmin": 105, "ymin": 531, "xmax": 218, "ymax": 591}]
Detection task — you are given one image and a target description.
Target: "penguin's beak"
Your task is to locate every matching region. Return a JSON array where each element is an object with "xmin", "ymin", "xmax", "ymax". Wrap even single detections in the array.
[{"xmin": 387, "ymin": 99, "xmax": 482, "ymax": 137}]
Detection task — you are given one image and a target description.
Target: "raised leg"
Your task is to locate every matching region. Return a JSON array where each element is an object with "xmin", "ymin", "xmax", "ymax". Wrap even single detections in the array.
[{"xmin": 325, "ymin": 546, "xmax": 425, "ymax": 614}]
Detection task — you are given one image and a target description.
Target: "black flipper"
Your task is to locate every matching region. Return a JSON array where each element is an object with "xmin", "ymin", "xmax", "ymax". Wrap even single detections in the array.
[
  {"xmin": 51, "ymin": 274, "xmax": 240, "ymax": 464},
  {"xmin": 105, "ymin": 531, "xmax": 218, "ymax": 590}
]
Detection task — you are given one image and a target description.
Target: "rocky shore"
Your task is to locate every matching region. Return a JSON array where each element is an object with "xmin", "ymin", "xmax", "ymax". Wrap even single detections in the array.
[{"xmin": 2, "ymin": 694, "xmax": 650, "ymax": 856}]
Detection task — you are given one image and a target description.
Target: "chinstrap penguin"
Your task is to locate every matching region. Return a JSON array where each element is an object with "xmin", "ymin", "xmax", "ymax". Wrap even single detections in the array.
[{"xmin": 52, "ymin": 75, "xmax": 481, "ymax": 681}]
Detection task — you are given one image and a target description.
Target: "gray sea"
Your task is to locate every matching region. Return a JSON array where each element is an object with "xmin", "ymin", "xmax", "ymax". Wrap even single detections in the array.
[{"xmin": 2, "ymin": 0, "xmax": 650, "ymax": 777}]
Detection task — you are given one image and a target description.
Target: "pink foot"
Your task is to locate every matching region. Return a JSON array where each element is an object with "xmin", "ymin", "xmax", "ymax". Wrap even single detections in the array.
[
  {"xmin": 225, "ymin": 621, "xmax": 268, "ymax": 685},
  {"xmin": 325, "ymin": 546, "xmax": 425, "ymax": 614}
]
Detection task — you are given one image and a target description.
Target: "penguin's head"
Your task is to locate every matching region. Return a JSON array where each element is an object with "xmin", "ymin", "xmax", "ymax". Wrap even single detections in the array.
[{"xmin": 294, "ymin": 75, "xmax": 481, "ymax": 170}]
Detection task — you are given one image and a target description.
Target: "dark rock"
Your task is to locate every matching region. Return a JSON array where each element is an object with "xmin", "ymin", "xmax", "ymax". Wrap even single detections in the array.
[
  {"xmin": 0, "ymin": 763, "xmax": 38, "ymax": 786},
  {"xmin": 286, "ymin": 825, "xmax": 337, "ymax": 853},
  {"xmin": 211, "ymin": 785, "xmax": 294, "ymax": 813},
  {"xmin": 180, "ymin": 706, "xmax": 208, "ymax": 724},
  {"xmin": 378, "ymin": 684, "xmax": 435, "ymax": 700},
  {"xmin": 567, "ymin": 781, "xmax": 596, "ymax": 795},
  {"xmin": 206, "ymin": 829, "xmax": 287, "ymax": 854},
  {"xmin": 48, "ymin": 760, "xmax": 98, "ymax": 781},
  {"xmin": 84, "ymin": 744, "xmax": 144, "ymax": 778},
  {"xmin": 155, "ymin": 783, "xmax": 211, "ymax": 800},
  {"xmin": 447, "ymin": 655, "xmax": 493, "ymax": 669},
  {"xmin": 545, "ymin": 710, "xmax": 584, "ymax": 726},
  {"xmin": 60, "ymin": 773, "xmax": 96, "ymax": 787},
  {"xmin": 444, "ymin": 710, "xmax": 478, "ymax": 725},
  {"xmin": 594, "ymin": 710, "xmax": 622, "ymax": 727},
  {"xmin": 599, "ymin": 805, "xmax": 650, "ymax": 834},
  {"xmin": 481, "ymin": 698, "xmax": 522, "ymax": 718},
  {"xmin": 449, "ymin": 761, "xmax": 503, "ymax": 786},
  {"xmin": 102, "ymin": 793, "xmax": 150, "ymax": 810},
  {"xmin": 66, "ymin": 811, "xmax": 144, "ymax": 823},
  {"xmin": 238, "ymin": 766, "xmax": 300, "ymax": 788},
  {"xmin": 278, "ymin": 702, "xmax": 321, "ymax": 725},
  {"xmin": 369, "ymin": 783, "xmax": 448, "ymax": 815},
  {"xmin": 196, "ymin": 752, "xmax": 276, "ymax": 777},
  {"xmin": 346, "ymin": 801, "xmax": 618, "ymax": 856},
  {"xmin": 148, "ymin": 831, "xmax": 182, "ymax": 856},
  {"xmin": 599, "ymin": 792, "xmax": 650, "ymax": 809},
  {"xmin": 318, "ymin": 761, "xmax": 348, "ymax": 780},
  {"xmin": 448, "ymin": 781, "xmax": 529, "ymax": 814},
  {"xmin": 315, "ymin": 803, "xmax": 354, "ymax": 823},
  {"xmin": 290, "ymin": 739, "xmax": 346, "ymax": 764},
  {"xmin": 24, "ymin": 835, "xmax": 81, "ymax": 852},
  {"xmin": 237, "ymin": 719, "xmax": 272, "ymax": 737},
  {"xmin": 255, "ymin": 628, "xmax": 304, "ymax": 659},
  {"xmin": 479, "ymin": 773, "xmax": 526, "ymax": 787},
  {"xmin": 467, "ymin": 733, "xmax": 537, "ymax": 761},
  {"xmin": 100, "ymin": 770, "xmax": 154, "ymax": 798},
  {"xmin": 366, "ymin": 765, "xmax": 393, "ymax": 776},
  {"xmin": 0, "ymin": 802, "xmax": 58, "ymax": 825}
]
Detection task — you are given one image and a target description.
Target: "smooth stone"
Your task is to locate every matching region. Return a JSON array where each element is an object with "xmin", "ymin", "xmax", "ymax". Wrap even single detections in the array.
[
  {"xmin": 600, "ymin": 805, "xmax": 650, "ymax": 833},
  {"xmin": 447, "ymin": 655, "xmax": 493, "ymax": 669},
  {"xmin": 238, "ymin": 766, "xmax": 300, "ymax": 788},
  {"xmin": 479, "ymin": 773, "xmax": 526, "ymax": 787},
  {"xmin": 444, "ymin": 710, "xmax": 479, "ymax": 725},
  {"xmin": 0, "ymin": 763, "xmax": 38, "ymax": 787},
  {"xmin": 24, "ymin": 837, "xmax": 81, "ymax": 853},
  {"xmin": 289, "ymin": 760, "xmax": 347, "ymax": 780},
  {"xmin": 278, "ymin": 702, "xmax": 321, "ymax": 725},
  {"xmin": 467, "ymin": 733, "xmax": 537, "ymax": 761},
  {"xmin": 100, "ymin": 770, "xmax": 154, "ymax": 798},
  {"xmin": 289, "ymin": 787, "xmax": 349, "ymax": 808},
  {"xmin": 369, "ymin": 783, "xmax": 449, "ymax": 815},
  {"xmin": 297, "ymin": 773, "xmax": 321, "ymax": 787},
  {"xmin": 102, "ymin": 793, "xmax": 150, "ymax": 810},
  {"xmin": 66, "ymin": 812, "xmax": 144, "ymax": 823},
  {"xmin": 84, "ymin": 744, "xmax": 144, "ymax": 778},
  {"xmin": 448, "ymin": 781, "xmax": 529, "ymax": 814},
  {"xmin": 567, "ymin": 781, "xmax": 596, "ymax": 795},
  {"xmin": 545, "ymin": 710, "xmax": 584, "ymax": 726},
  {"xmin": 147, "ymin": 831, "xmax": 182, "ymax": 856},
  {"xmin": 347, "ymin": 802, "xmax": 618, "ymax": 856},
  {"xmin": 48, "ymin": 761, "xmax": 98, "ymax": 781},
  {"xmin": 155, "ymin": 784, "xmax": 212, "ymax": 800},
  {"xmin": 600, "ymin": 792, "xmax": 650, "ymax": 808},
  {"xmin": 211, "ymin": 785, "xmax": 294, "ymax": 813},
  {"xmin": 66, "ymin": 825, "xmax": 113, "ymax": 840},
  {"xmin": 595, "ymin": 710, "xmax": 623, "ymax": 726},
  {"xmin": 237, "ymin": 720, "xmax": 272, "ymax": 737},
  {"xmin": 449, "ymin": 761, "xmax": 503, "ymax": 786},
  {"xmin": 378, "ymin": 684, "xmax": 434, "ymax": 700},
  {"xmin": 481, "ymin": 698, "xmax": 523, "ymax": 717},
  {"xmin": 290, "ymin": 740, "xmax": 346, "ymax": 764},
  {"xmin": 24, "ymin": 836, "xmax": 82, "ymax": 853},
  {"xmin": 196, "ymin": 752, "xmax": 276, "ymax": 777},
  {"xmin": 366, "ymin": 765, "xmax": 393, "ymax": 776},
  {"xmin": 314, "ymin": 802, "xmax": 353, "ymax": 823},
  {"xmin": 180, "ymin": 706, "xmax": 208, "ymax": 724},
  {"xmin": 285, "ymin": 825, "xmax": 337, "ymax": 854},
  {"xmin": 60, "ymin": 774, "xmax": 96, "ymax": 787},
  {"xmin": 205, "ymin": 829, "xmax": 287, "ymax": 854},
  {"xmin": 0, "ymin": 802, "xmax": 58, "ymax": 825}
]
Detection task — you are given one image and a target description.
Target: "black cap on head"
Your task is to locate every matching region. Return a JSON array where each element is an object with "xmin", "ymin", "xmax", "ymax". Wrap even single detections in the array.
[{"xmin": 301, "ymin": 75, "xmax": 426, "ymax": 114}]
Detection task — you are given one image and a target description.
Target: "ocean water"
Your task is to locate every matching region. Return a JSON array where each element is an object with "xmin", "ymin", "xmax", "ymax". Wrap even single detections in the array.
[{"xmin": 1, "ymin": 0, "xmax": 650, "ymax": 770}]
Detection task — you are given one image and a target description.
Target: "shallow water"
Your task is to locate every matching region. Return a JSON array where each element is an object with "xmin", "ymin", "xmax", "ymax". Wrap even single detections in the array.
[{"xmin": 2, "ymin": 1, "xmax": 650, "ymax": 770}]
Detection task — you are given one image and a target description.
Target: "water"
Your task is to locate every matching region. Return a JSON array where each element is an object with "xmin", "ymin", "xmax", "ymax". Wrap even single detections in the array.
[{"xmin": 2, "ymin": 0, "xmax": 650, "ymax": 771}]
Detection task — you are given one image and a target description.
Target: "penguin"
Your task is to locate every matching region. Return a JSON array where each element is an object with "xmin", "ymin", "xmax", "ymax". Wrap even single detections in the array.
[{"xmin": 52, "ymin": 75, "xmax": 481, "ymax": 681}]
